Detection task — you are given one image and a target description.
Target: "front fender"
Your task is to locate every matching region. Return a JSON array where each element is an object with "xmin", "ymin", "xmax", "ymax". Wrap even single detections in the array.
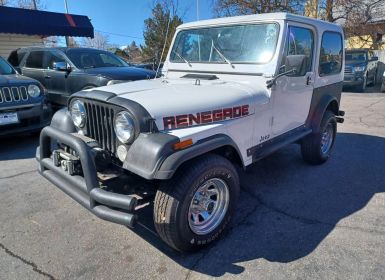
[{"xmin": 50, "ymin": 108, "xmax": 76, "ymax": 133}]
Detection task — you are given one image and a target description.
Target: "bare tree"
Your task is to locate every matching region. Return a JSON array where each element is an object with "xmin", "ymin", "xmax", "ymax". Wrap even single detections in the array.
[
  {"xmin": 81, "ymin": 32, "xmax": 110, "ymax": 50},
  {"xmin": 213, "ymin": 0, "xmax": 307, "ymax": 17},
  {"xmin": 0, "ymin": 0, "xmax": 45, "ymax": 9}
]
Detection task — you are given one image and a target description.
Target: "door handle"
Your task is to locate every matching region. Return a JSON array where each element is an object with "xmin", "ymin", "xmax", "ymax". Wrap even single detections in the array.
[
  {"xmin": 306, "ymin": 75, "xmax": 312, "ymax": 85},
  {"xmin": 45, "ymin": 75, "xmax": 51, "ymax": 79}
]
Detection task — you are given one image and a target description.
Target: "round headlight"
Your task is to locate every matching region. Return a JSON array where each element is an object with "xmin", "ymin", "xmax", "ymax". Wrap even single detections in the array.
[
  {"xmin": 28, "ymin": 84, "xmax": 41, "ymax": 98},
  {"xmin": 70, "ymin": 100, "xmax": 86, "ymax": 128},
  {"xmin": 114, "ymin": 111, "xmax": 135, "ymax": 143}
]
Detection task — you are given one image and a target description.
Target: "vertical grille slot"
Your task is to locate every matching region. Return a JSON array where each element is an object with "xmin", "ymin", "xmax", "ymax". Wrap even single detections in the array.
[
  {"xmin": 0, "ymin": 89, "xmax": 3, "ymax": 103},
  {"xmin": 84, "ymin": 100, "xmax": 117, "ymax": 155},
  {"xmin": 20, "ymin": 86, "xmax": 28, "ymax": 100},
  {"xmin": 3, "ymin": 87, "xmax": 11, "ymax": 102},
  {"xmin": 11, "ymin": 87, "xmax": 20, "ymax": 101}
]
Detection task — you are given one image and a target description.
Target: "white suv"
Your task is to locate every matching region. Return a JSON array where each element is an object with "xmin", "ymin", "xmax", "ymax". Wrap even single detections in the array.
[{"xmin": 37, "ymin": 13, "xmax": 345, "ymax": 252}]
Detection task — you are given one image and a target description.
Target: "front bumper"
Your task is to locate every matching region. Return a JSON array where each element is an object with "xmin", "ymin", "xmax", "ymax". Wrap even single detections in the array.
[
  {"xmin": 0, "ymin": 102, "xmax": 51, "ymax": 137},
  {"xmin": 36, "ymin": 126, "xmax": 138, "ymax": 227},
  {"xmin": 343, "ymin": 73, "xmax": 365, "ymax": 87}
]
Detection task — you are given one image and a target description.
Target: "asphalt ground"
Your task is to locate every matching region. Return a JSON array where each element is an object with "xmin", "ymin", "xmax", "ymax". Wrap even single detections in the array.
[{"xmin": 1, "ymin": 87, "xmax": 385, "ymax": 280}]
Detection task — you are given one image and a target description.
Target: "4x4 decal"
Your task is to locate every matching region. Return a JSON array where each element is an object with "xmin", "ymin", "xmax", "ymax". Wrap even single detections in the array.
[{"xmin": 163, "ymin": 105, "xmax": 250, "ymax": 129}]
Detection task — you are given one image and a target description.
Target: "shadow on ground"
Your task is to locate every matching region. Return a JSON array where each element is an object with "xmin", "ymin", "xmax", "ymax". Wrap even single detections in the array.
[
  {"xmin": 0, "ymin": 134, "xmax": 39, "ymax": 161},
  {"xmin": 131, "ymin": 132, "xmax": 385, "ymax": 276}
]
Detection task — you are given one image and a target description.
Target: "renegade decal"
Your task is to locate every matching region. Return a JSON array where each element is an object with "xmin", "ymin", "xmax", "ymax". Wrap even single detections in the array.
[{"xmin": 163, "ymin": 105, "xmax": 249, "ymax": 129}]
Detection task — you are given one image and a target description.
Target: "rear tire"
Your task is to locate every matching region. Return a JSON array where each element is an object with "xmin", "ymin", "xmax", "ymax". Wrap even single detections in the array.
[
  {"xmin": 301, "ymin": 110, "xmax": 337, "ymax": 165},
  {"xmin": 153, "ymin": 154, "xmax": 239, "ymax": 252}
]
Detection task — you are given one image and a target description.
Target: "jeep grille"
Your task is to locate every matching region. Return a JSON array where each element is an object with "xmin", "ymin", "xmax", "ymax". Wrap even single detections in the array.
[
  {"xmin": 0, "ymin": 86, "xmax": 28, "ymax": 103},
  {"xmin": 83, "ymin": 100, "xmax": 117, "ymax": 154}
]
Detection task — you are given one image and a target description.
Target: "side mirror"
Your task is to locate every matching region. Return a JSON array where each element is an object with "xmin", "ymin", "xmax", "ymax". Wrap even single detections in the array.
[
  {"xmin": 371, "ymin": 56, "xmax": 379, "ymax": 62},
  {"xmin": 53, "ymin": 61, "xmax": 71, "ymax": 72},
  {"xmin": 284, "ymin": 55, "xmax": 308, "ymax": 76}
]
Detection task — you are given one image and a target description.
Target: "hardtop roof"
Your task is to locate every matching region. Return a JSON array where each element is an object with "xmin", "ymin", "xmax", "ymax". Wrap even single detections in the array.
[{"xmin": 177, "ymin": 12, "xmax": 343, "ymax": 33}]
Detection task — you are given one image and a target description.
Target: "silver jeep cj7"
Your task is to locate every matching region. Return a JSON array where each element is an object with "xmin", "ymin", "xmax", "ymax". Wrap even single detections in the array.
[{"xmin": 36, "ymin": 13, "xmax": 345, "ymax": 252}]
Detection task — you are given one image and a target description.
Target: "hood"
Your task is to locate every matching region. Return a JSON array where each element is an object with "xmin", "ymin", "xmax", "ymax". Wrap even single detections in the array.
[
  {"xmin": 345, "ymin": 60, "xmax": 367, "ymax": 66},
  {"xmin": 0, "ymin": 74, "xmax": 38, "ymax": 86},
  {"xmin": 83, "ymin": 66, "xmax": 156, "ymax": 80},
  {"xmin": 93, "ymin": 78, "xmax": 269, "ymax": 130}
]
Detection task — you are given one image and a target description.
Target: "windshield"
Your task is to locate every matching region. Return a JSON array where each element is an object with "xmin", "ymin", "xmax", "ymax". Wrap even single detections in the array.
[
  {"xmin": 0, "ymin": 57, "xmax": 16, "ymax": 75},
  {"xmin": 66, "ymin": 49, "xmax": 128, "ymax": 69},
  {"xmin": 170, "ymin": 23, "xmax": 279, "ymax": 64},
  {"xmin": 345, "ymin": 52, "xmax": 367, "ymax": 61}
]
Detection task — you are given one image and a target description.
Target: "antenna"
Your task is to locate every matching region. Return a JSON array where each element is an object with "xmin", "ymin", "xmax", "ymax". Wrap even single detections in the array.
[{"xmin": 155, "ymin": 14, "xmax": 171, "ymax": 79}]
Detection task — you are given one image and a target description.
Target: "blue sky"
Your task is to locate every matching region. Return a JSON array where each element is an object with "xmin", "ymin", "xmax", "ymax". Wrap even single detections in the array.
[{"xmin": 46, "ymin": 0, "xmax": 214, "ymax": 47}]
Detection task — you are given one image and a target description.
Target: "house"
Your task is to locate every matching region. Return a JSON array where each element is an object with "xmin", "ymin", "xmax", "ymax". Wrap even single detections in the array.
[{"xmin": 0, "ymin": 5, "xmax": 94, "ymax": 58}]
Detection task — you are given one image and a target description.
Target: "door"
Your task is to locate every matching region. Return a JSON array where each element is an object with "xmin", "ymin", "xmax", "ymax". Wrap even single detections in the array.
[
  {"xmin": 21, "ymin": 50, "xmax": 46, "ymax": 86},
  {"xmin": 43, "ymin": 50, "xmax": 71, "ymax": 105},
  {"xmin": 272, "ymin": 24, "xmax": 315, "ymax": 135}
]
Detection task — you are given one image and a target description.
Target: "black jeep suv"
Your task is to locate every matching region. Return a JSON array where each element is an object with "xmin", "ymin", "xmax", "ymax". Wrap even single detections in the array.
[
  {"xmin": 0, "ymin": 56, "xmax": 51, "ymax": 137},
  {"xmin": 343, "ymin": 49, "xmax": 378, "ymax": 92},
  {"xmin": 8, "ymin": 47, "xmax": 156, "ymax": 106}
]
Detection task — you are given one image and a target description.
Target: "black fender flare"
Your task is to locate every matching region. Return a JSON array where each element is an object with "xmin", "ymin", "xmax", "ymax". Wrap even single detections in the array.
[
  {"xmin": 153, "ymin": 134, "xmax": 243, "ymax": 180},
  {"xmin": 50, "ymin": 108, "xmax": 76, "ymax": 133},
  {"xmin": 306, "ymin": 83, "xmax": 342, "ymax": 133}
]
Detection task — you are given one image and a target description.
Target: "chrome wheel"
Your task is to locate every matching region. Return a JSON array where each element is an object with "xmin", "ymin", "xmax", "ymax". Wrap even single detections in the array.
[
  {"xmin": 321, "ymin": 123, "xmax": 334, "ymax": 155},
  {"xmin": 188, "ymin": 178, "xmax": 229, "ymax": 235}
]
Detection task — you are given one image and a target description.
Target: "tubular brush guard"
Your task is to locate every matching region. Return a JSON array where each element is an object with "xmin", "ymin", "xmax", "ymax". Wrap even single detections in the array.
[{"xmin": 36, "ymin": 126, "xmax": 137, "ymax": 227}]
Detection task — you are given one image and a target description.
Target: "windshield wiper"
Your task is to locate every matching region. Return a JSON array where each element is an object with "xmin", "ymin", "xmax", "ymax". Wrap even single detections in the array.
[
  {"xmin": 212, "ymin": 43, "xmax": 234, "ymax": 69},
  {"xmin": 173, "ymin": 51, "xmax": 192, "ymax": 67}
]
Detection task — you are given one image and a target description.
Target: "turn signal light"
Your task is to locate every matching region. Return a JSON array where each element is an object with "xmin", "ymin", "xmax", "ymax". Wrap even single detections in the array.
[{"xmin": 173, "ymin": 139, "xmax": 193, "ymax": 150}]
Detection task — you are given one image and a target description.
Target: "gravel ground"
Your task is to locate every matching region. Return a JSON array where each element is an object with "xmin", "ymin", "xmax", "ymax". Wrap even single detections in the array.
[{"xmin": 1, "ymin": 89, "xmax": 384, "ymax": 280}]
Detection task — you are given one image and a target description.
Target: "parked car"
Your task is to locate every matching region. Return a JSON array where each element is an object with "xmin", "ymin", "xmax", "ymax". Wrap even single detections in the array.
[
  {"xmin": 343, "ymin": 49, "xmax": 378, "ymax": 92},
  {"xmin": 36, "ymin": 13, "xmax": 345, "ymax": 252},
  {"xmin": 0, "ymin": 56, "xmax": 51, "ymax": 137},
  {"xmin": 381, "ymin": 71, "xmax": 385, "ymax": 92},
  {"xmin": 8, "ymin": 47, "xmax": 156, "ymax": 106}
]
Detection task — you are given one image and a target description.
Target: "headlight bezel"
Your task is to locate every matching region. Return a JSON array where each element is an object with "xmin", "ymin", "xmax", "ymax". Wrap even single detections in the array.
[
  {"xmin": 114, "ymin": 110, "xmax": 136, "ymax": 144},
  {"xmin": 70, "ymin": 99, "xmax": 87, "ymax": 128},
  {"xmin": 27, "ymin": 84, "xmax": 41, "ymax": 98}
]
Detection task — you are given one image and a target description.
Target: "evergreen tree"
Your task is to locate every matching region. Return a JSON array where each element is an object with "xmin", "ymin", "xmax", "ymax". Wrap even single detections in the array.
[{"xmin": 141, "ymin": 2, "xmax": 183, "ymax": 64}]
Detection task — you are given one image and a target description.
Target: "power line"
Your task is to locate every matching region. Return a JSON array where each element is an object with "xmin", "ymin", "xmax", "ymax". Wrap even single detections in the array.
[{"xmin": 95, "ymin": 29, "xmax": 143, "ymax": 40}]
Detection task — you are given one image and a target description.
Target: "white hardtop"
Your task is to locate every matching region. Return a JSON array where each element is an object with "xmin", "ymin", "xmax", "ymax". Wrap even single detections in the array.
[{"xmin": 177, "ymin": 12, "xmax": 342, "ymax": 33}]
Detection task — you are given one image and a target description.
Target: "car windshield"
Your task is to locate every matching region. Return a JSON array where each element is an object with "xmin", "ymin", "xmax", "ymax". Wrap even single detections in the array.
[
  {"xmin": 66, "ymin": 49, "xmax": 128, "ymax": 69},
  {"xmin": 170, "ymin": 23, "xmax": 279, "ymax": 64},
  {"xmin": 345, "ymin": 52, "xmax": 367, "ymax": 61},
  {"xmin": 0, "ymin": 57, "xmax": 16, "ymax": 75}
]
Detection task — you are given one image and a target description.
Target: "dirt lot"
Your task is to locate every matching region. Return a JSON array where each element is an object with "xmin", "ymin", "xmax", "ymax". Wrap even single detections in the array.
[{"xmin": 1, "ymin": 89, "xmax": 385, "ymax": 280}]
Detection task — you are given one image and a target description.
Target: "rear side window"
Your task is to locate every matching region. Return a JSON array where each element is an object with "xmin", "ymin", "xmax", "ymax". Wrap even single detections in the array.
[
  {"xmin": 25, "ymin": 51, "xmax": 44, "ymax": 69},
  {"xmin": 319, "ymin": 32, "xmax": 343, "ymax": 76}
]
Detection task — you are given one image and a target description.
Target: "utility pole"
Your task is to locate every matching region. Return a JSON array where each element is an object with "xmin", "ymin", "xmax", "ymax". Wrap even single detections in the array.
[
  {"xmin": 64, "ymin": 0, "xmax": 70, "ymax": 47},
  {"xmin": 196, "ymin": 0, "xmax": 199, "ymax": 20}
]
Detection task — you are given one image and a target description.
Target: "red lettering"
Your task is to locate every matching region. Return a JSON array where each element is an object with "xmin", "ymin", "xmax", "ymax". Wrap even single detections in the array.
[
  {"xmin": 200, "ymin": 111, "xmax": 212, "ymax": 123},
  {"xmin": 233, "ymin": 106, "xmax": 242, "ymax": 118},
  {"xmin": 188, "ymin": 113, "xmax": 201, "ymax": 126},
  {"xmin": 212, "ymin": 110, "xmax": 223, "ymax": 121},
  {"xmin": 241, "ymin": 105, "xmax": 249, "ymax": 116},
  {"xmin": 176, "ymin": 115, "xmax": 188, "ymax": 128},
  {"xmin": 223, "ymin": 108, "xmax": 233, "ymax": 120},
  {"xmin": 163, "ymin": 117, "xmax": 176, "ymax": 129}
]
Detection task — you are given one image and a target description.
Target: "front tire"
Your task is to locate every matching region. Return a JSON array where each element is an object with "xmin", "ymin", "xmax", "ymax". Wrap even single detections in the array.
[
  {"xmin": 301, "ymin": 110, "xmax": 337, "ymax": 165},
  {"xmin": 153, "ymin": 154, "xmax": 240, "ymax": 252}
]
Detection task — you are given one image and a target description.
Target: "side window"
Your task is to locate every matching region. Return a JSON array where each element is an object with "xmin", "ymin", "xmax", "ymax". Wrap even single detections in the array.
[
  {"xmin": 319, "ymin": 32, "xmax": 343, "ymax": 76},
  {"xmin": 44, "ymin": 51, "xmax": 67, "ymax": 69},
  {"xmin": 25, "ymin": 51, "xmax": 44, "ymax": 69},
  {"xmin": 282, "ymin": 26, "xmax": 314, "ymax": 75}
]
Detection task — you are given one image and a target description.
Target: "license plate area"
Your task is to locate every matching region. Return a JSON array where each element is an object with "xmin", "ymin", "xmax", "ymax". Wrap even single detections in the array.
[
  {"xmin": 0, "ymin": 112, "xmax": 19, "ymax": 125},
  {"xmin": 52, "ymin": 149, "xmax": 82, "ymax": 176}
]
